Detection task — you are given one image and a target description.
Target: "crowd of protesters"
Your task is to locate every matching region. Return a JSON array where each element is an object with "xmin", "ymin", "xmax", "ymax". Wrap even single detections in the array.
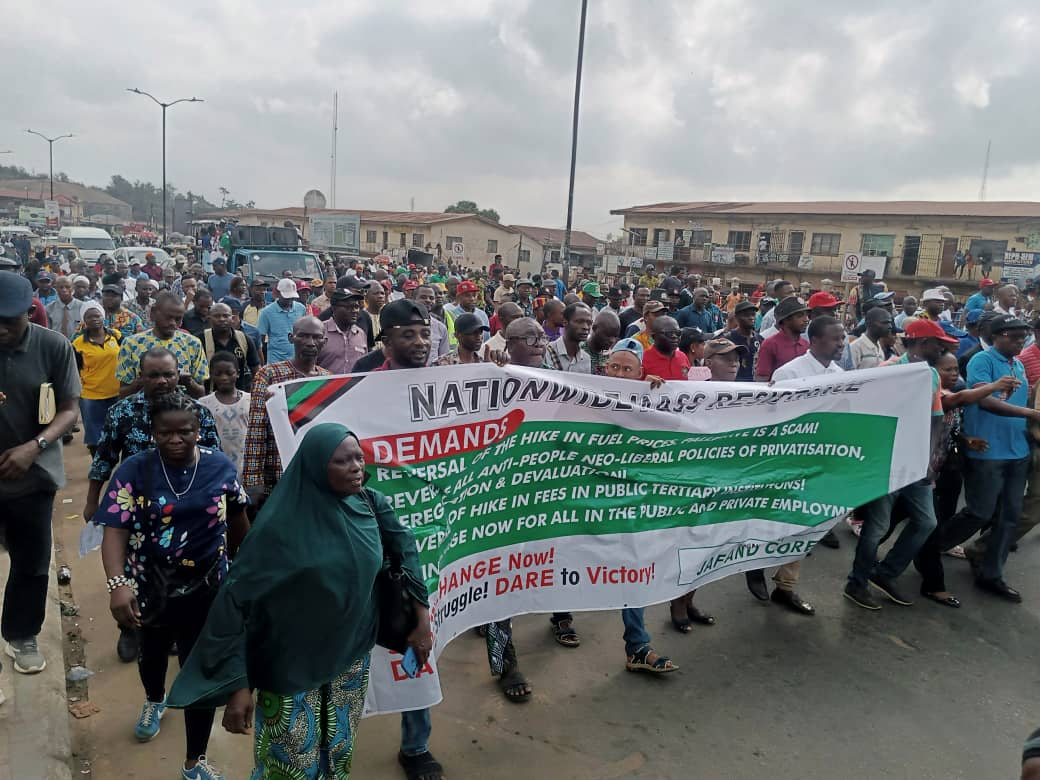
[{"xmin": 3, "ymin": 235, "xmax": 1040, "ymax": 779}]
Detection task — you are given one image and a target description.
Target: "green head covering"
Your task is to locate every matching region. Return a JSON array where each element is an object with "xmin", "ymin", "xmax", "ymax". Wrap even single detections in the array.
[{"xmin": 169, "ymin": 423, "xmax": 427, "ymax": 707}]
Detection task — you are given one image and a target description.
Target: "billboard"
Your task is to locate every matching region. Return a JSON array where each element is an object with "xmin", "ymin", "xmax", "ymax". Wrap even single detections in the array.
[
  {"xmin": 44, "ymin": 200, "xmax": 60, "ymax": 228},
  {"xmin": 309, "ymin": 213, "xmax": 360, "ymax": 252},
  {"xmin": 18, "ymin": 206, "xmax": 46, "ymax": 225}
]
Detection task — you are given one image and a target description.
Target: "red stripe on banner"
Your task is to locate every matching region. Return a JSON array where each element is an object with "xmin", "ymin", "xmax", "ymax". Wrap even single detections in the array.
[
  {"xmin": 360, "ymin": 409, "xmax": 525, "ymax": 467},
  {"xmin": 288, "ymin": 377, "xmax": 355, "ymax": 427}
]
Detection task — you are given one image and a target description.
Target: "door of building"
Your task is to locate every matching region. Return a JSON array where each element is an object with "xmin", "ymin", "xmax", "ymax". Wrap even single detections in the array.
[
  {"xmin": 788, "ymin": 231, "xmax": 805, "ymax": 263},
  {"xmin": 939, "ymin": 237, "xmax": 959, "ymax": 278},
  {"xmin": 901, "ymin": 236, "xmax": 922, "ymax": 276}
]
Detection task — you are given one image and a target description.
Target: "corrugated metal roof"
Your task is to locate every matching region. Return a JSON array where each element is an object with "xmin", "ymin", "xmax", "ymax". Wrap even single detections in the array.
[
  {"xmin": 610, "ymin": 201, "xmax": 1040, "ymax": 218},
  {"xmin": 509, "ymin": 225, "xmax": 603, "ymax": 249},
  {"xmin": 202, "ymin": 207, "xmax": 516, "ymax": 230}
]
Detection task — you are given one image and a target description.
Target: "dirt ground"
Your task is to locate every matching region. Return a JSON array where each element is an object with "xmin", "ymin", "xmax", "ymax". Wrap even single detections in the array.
[{"xmin": 54, "ymin": 441, "xmax": 1040, "ymax": 780}]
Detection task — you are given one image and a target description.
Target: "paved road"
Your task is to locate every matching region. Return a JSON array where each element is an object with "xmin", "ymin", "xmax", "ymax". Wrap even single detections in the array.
[{"xmin": 54, "ymin": 442, "xmax": 1037, "ymax": 779}]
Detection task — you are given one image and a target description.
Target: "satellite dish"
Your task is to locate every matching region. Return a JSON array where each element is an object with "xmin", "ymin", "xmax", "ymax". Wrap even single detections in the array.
[{"xmin": 304, "ymin": 189, "xmax": 327, "ymax": 210}]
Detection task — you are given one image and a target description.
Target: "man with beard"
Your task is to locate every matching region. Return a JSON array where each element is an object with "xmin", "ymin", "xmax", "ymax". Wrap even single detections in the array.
[
  {"xmin": 583, "ymin": 308, "xmax": 621, "ymax": 375},
  {"xmin": 544, "ymin": 303, "xmax": 593, "ymax": 373},
  {"xmin": 116, "ymin": 292, "xmax": 207, "ymax": 399},
  {"xmin": 316, "ymin": 289, "xmax": 369, "ymax": 375},
  {"xmin": 723, "ymin": 301, "xmax": 762, "ymax": 381},
  {"xmin": 643, "ymin": 315, "xmax": 689, "ymax": 380},
  {"xmin": 202, "ymin": 302, "xmax": 260, "ymax": 391}
]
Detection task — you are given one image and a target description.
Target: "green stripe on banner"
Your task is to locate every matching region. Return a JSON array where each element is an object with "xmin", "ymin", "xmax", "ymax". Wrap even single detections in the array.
[{"xmin": 285, "ymin": 379, "xmax": 328, "ymax": 412}]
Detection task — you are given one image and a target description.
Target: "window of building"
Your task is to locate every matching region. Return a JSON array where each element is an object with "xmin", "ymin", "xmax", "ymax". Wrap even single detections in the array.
[
  {"xmin": 652, "ymin": 228, "xmax": 670, "ymax": 247},
  {"xmin": 689, "ymin": 229, "xmax": 712, "ymax": 246},
  {"xmin": 365, "ymin": 230, "xmax": 377, "ymax": 244},
  {"xmin": 519, "ymin": 249, "xmax": 530, "ymax": 263},
  {"xmin": 860, "ymin": 234, "xmax": 894, "ymax": 257},
  {"xmin": 399, "ymin": 233, "xmax": 407, "ymax": 247},
  {"xmin": 412, "ymin": 233, "xmax": 424, "ymax": 248},
  {"xmin": 627, "ymin": 228, "xmax": 647, "ymax": 246},
  {"xmin": 487, "ymin": 239, "xmax": 498, "ymax": 253},
  {"xmin": 446, "ymin": 236, "xmax": 463, "ymax": 249},
  {"xmin": 810, "ymin": 232, "xmax": 841, "ymax": 255},
  {"xmin": 727, "ymin": 231, "xmax": 752, "ymax": 251},
  {"xmin": 550, "ymin": 250, "xmax": 560, "ymax": 262}
]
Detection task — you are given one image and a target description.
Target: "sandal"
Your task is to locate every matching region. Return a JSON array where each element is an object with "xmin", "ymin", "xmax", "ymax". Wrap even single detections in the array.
[
  {"xmin": 398, "ymin": 750, "xmax": 445, "ymax": 780},
  {"xmin": 498, "ymin": 666, "xmax": 532, "ymax": 702},
  {"xmin": 550, "ymin": 617, "xmax": 580, "ymax": 648},
  {"xmin": 626, "ymin": 645, "xmax": 678, "ymax": 674},
  {"xmin": 687, "ymin": 605, "xmax": 716, "ymax": 626}
]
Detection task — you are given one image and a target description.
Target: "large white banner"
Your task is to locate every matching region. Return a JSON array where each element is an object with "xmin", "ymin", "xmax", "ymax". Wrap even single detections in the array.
[{"xmin": 268, "ymin": 363, "xmax": 931, "ymax": 714}]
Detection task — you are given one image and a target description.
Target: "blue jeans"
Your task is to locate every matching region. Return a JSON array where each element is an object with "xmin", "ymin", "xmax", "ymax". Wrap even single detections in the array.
[
  {"xmin": 849, "ymin": 480, "xmax": 937, "ymax": 588},
  {"xmin": 400, "ymin": 708, "xmax": 431, "ymax": 757},
  {"xmin": 943, "ymin": 456, "xmax": 1030, "ymax": 582},
  {"xmin": 621, "ymin": 608, "xmax": 651, "ymax": 656}
]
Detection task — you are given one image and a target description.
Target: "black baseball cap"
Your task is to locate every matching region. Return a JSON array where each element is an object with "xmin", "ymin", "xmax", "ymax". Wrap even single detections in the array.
[
  {"xmin": 774, "ymin": 297, "xmax": 809, "ymax": 322},
  {"xmin": 219, "ymin": 296, "xmax": 244, "ymax": 313},
  {"xmin": 379, "ymin": 299, "xmax": 430, "ymax": 333},
  {"xmin": 607, "ymin": 286, "xmax": 623, "ymax": 298},
  {"xmin": 990, "ymin": 314, "xmax": 1029, "ymax": 334},
  {"xmin": 101, "ymin": 283, "xmax": 123, "ymax": 295},
  {"xmin": 331, "ymin": 288, "xmax": 364, "ymax": 304},
  {"xmin": 454, "ymin": 312, "xmax": 490, "ymax": 334},
  {"xmin": 734, "ymin": 300, "xmax": 758, "ymax": 314}
]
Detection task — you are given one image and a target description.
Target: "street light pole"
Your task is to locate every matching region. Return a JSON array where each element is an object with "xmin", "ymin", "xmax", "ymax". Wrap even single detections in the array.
[
  {"xmin": 25, "ymin": 130, "xmax": 74, "ymax": 199},
  {"xmin": 127, "ymin": 88, "xmax": 203, "ymax": 243},
  {"xmin": 560, "ymin": 0, "xmax": 588, "ymax": 289}
]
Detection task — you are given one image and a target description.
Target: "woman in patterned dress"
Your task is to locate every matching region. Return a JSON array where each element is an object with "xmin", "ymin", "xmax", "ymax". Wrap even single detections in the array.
[
  {"xmin": 168, "ymin": 423, "xmax": 429, "ymax": 779},
  {"xmin": 97, "ymin": 391, "xmax": 250, "ymax": 780}
]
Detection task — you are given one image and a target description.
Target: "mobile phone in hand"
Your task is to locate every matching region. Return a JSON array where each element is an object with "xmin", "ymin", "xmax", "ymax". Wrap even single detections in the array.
[{"xmin": 401, "ymin": 647, "xmax": 420, "ymax": 678}]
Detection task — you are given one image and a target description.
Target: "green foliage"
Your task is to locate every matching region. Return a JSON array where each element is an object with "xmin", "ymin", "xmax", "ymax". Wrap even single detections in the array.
[{"xmin": 444, "ymin": 200, "xmax": 500, "ymax": 223}]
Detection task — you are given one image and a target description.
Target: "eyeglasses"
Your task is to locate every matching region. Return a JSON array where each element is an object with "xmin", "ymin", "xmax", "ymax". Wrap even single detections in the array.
[{"xmin": 508, "ymin": 335, "xmax": 548, "ymax": 346}]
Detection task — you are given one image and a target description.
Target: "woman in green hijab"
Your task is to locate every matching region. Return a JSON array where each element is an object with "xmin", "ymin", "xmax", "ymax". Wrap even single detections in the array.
[{"xmin": 168, "ymin": 422, "xmax": 429, "ymax": 779}]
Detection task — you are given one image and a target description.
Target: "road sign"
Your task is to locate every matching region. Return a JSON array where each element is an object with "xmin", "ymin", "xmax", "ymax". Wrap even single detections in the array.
[
  {"xmin": 840, "ymin": 252, "xmax": 886, "ymax": 282},
  {"xmin": 452, "ymin": 242, "xmax": 465, "ymax": 260}
]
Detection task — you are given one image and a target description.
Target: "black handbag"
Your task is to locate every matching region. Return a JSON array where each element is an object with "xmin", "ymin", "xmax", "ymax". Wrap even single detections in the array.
[{"xmin": 362, "ymin": 489, "xmax": 418, "ymax": 653}]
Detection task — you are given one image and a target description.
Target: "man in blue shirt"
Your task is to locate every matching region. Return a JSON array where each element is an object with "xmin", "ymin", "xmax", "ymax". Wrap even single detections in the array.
[
  {"xmin": 957, "ymin": 309, "xmax": 982, "ymax": 357},
  {"xmin": 257, "ymin": 278, "xmax": 307, "ymax": 363},
  {"xmin": 939, "ymin": 314, "xmax": 1040, "ymax": 601},
  {"xmin": 675, "ymin": 287, "xmax": 725, "ymax": 332},
  {"xmin": 206, "ymin": 257, "xmax": 233, "ymax": 301},
  {"xmin": 965, "ymin": 278, "xmax": 996, "ymax": 312}
]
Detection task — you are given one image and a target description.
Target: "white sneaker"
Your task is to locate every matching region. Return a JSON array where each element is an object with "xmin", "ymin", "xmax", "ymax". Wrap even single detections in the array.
[{"xmin": 6, "ymin": 637, "xmax": 46, "ymax": 674}]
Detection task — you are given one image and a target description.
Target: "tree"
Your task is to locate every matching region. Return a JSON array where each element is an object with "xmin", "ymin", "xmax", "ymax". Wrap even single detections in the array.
[
  {"xmin": 444, "ymin": 200, "xmax": 500, "ymax": 223},
  {"xmin": 219, "ymin": 187, "xmax": 230, "ymax": 208},
  {"xmin": 245, "ymin": 200, "xmax": 256, "ymax": 209}
]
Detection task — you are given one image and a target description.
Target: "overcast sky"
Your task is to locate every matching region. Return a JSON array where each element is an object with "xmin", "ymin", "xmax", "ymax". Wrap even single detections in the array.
[{"xmin": 5, "ymin": 0, "xmax": 1039, "ymax": 236}]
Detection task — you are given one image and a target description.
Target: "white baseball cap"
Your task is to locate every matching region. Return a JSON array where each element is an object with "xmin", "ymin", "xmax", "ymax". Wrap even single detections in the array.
[
  {"xmin": 921, "ymin": 288, "xmax": 946, "ymax": 302},
  {"xmin": 276, "ymin": 278, "xmax": 300, "ymax": 299}
]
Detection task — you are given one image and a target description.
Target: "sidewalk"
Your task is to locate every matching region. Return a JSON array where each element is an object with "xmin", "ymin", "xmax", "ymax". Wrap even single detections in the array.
[{"xmin": 0, "ymin": 551, "xmax": 73, "ymax": 780}]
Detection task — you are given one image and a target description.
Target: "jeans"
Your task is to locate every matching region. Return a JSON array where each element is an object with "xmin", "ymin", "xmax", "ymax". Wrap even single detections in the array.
[
  {"xmin": 967, "ymin": 449, "xmax": 1040, "ymax": 565},
  {"xmin": 401, "ymin": 708, "xmax": 431, "ymax": 757},
  {"xmin": 621, "ymin": 608, "xmax": 651, "ymax": 656},
  {"xmin": 941, "ymin": 456, "xmax": 1030, "ymax": 582},
  {"xmin": 1, "ymin": 491, "xmax": 55, "ymax": 642},
  {"xmin": 138, "ymin": 586, "xmax": 217, "ymax": 761},
  {"xmin": 913, "ymin": 457, "xmax": 965, "ymax": 593},
  {"xmin": 849, "ymin": 481, "xmax": 936, "ymax": 588}
]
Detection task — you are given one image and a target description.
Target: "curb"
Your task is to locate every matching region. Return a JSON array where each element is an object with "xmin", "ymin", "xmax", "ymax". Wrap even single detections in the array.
[{"xmin": 0, "ymin": 550, "xmax": 73, "ymax": 780}]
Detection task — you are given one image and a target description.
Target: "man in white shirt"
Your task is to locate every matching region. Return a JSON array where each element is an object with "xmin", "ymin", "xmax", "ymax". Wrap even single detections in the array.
[
  {"xmin": 773, "ymin": 315, "xmax": 846, "ymax": 381},
  {"xmin": 843, "ymin": 307, "xmax": 892, "ymax": 370}
]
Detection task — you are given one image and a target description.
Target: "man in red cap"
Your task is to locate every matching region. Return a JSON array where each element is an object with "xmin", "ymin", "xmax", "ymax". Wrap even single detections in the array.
[
  {"xmin": 807, "ymin": 290, "xmax": 840, "ymax": 318},
  {"xmin": 844, "ymin": 318, "xmax": 957, "ymax": 610},
  {"xmin": 403, "ymin": 279, "xmax": 420, "ymax": 300},
  {"xmin": 966, "ymin": 278, "xmax": 997, "ymax": 313},
  {"xmin": 446, "ymin": 279, "xmax": 489, "ymax": 340}
]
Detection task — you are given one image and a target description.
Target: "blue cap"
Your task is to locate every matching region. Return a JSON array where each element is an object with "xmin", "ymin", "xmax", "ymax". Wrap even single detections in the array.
[
  {"xmin": 36, "ymin": 270, "xmax": 54, "ymax": 281},
  {"xmin": 872, "ymin": 291, "xmax": 895, "ymax": 301},
  {"xmin": 940, "ymin": 320, "xmax": 968, "ymax": 339},
  {"xmin": 610, "ymin": 338, "xmax": 644, "ymax": 360},
  {"xmin": 219, "ymin": 296, "xmax": 244, "ymax": 313},
  {"xmin": 0, "ymin": 272, "xmax": 34, "ymax": 318},
  {"xmin": 966, "ymin": 309, "xmax": 983, "ymax": 324}
]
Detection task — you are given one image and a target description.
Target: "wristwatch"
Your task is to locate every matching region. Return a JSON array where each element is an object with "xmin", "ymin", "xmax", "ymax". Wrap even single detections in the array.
[{"xmin": 36, "ymin": 436, "xmax": 49, "ymax": 451}]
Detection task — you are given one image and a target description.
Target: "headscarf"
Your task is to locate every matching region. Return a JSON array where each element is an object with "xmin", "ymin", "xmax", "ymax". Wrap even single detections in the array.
[{"xmin": 168, "ymin": 423, "xmax": 427, "ymax": 707}]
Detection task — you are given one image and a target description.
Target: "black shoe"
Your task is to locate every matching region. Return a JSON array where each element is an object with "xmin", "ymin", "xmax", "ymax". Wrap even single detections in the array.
[
  {"xmin": 868, "ymin": 575, "xmax": 913, "ymax": 606},
  {"xmin": 116, "ymin": 627, "xmax": 139, "ymax": 663},
  {"xmin": 975, "ymin": 578, "xmax": 1022, "ymax": 603},
  {"xmin": 818, "ymin": 529, "xmax": 840, "ymax": 549},
  {"xmin": 770, "ymin": 588, "xmax": 815, "ymax": 615},
  {"xmin": 843, "ymin": 582, "xmax": 882, "ymax": 610},
  {"xmin": 61, "ymin": 432, "xmax": 74, "ymax": 444},
  {"xmin": 745, "ymin": 570, "xmax": 769, "ymax": 601}
]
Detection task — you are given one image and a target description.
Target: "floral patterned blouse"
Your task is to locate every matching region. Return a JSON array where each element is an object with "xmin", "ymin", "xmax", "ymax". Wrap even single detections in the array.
[{"xmin": 95, "ymin": 447, "xmax": 248, "ymax": 611}]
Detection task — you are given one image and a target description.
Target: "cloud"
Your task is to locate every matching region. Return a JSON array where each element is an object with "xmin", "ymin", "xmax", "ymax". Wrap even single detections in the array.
[{"xmin": 2, "ymin": 0, "xmax": 1039, "ymax": 237}]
